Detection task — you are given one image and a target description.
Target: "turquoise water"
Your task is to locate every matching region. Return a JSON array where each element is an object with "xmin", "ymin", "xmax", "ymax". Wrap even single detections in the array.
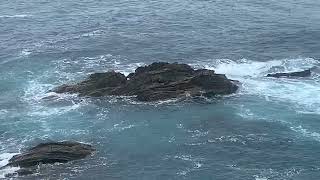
[{"xmin": 1, "ymin": 0, "xmax": 320, "ymax": 179}]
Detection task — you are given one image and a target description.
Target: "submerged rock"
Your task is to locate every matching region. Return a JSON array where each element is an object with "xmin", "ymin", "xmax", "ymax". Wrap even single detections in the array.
[
  {"xmin": 266, "ymin": 69, "xmax": 311, "ymax": 78},
  {"xmin": 7, "ymin": 141, "xmax": 94, "ymax": 168},
  {"xmin": 52, "ymin": 62, "xmax": 238, "ymax": 101}
]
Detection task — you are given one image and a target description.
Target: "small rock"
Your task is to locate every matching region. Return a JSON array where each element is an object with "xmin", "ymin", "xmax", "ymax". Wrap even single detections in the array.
[
  {"xmin": 266, "ymin": 69, "xmax": 311, "ymax": 78},
  {"xmin": 7, "ymin": 141, "xmax": 94, "ymax": 168}
]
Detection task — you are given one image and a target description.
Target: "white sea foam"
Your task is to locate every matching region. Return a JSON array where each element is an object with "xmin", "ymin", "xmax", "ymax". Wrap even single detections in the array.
[
  {"xmin": 255, "ymin": 177, "xmax": 268, "ymax": 180},
  {"xmin": 192, "ymin": 58, "xmax": 320, "ymax": 114},
  {"xmin": 0, "ymin": 166, "xmax": 20, "ymax": 179},
  {"xmin": 200, "ymin": 57, "xmax": 320, "ymax": 141},
  {"xmin": 109, "ymin": 121, "xmax": 138, "ymax": 132},
  {"xmin": 20, "ymin": 49, "xmax": 32, "ymax": 56},
  {"xmin": 0, "ymin": 109, "xmax": 8, "ymax": 116},
  {"xmin": 0, "ymin": 14, "xmax": 32, "ymax": 18},
  {"xmin": 192, "ymin": 58, "xmax": 318, "ymax": 78},
  {"xmin": 57, "ymin": 54, "xmax": 145, "ymax": 77},
  {"xmin": 0, "ymin": 153, "xmax": 20, "ymax": 178},
  {"xmin": 81, "ymin": 30, "xmax": 104, "ymax": 37},
  {"xmin": 173, "ymin": 154, "xmax": 204, "ymax": 176},
  {"xmin": 0, "ymin": 153, "xmax": 18, "ymax": 167},
  {"xmin": 23, "ymin": 80, "xmax": 55, "ymax": 101},
  {"xmin": 22, "ymin": 79, "xmax": 87, "ymax": 120},
  {"xmin": 290, "ymin": 125, "xmax": 320, "ymax": 142},
  {"xmin": 113, "ymin": 124, "xmax": 136, "ymax": 132},
  {"xmin": 29, "ymin": 103, "xmax": 81, "ymax": 117},
  {"xmin": 254, "ymin": 167, "xmax": 301, "ymax": 180}
]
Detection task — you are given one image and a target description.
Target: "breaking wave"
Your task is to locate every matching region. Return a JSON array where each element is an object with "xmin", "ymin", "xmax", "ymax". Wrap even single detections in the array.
[{"xmin": 192, "ymin": 58, "xmax": 320, "ymax": 114}]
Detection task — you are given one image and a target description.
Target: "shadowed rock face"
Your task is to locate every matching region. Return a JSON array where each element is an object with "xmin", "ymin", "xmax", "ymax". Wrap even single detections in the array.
[
  {"xmin": 7, "ymin": 141, "xmax": 94, "ymax": 168},
  {"xmin": 266, "ymin": 69, "xmax": 311, "ymax": 78},
  {"xmin": 53, "ymin": 62, "xmax": 238, "ymax": 101}
]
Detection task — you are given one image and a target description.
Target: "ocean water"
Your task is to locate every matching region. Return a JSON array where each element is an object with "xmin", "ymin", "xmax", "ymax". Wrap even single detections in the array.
[{"xmin": 1, "ymin": 0, "xmax": 320, "ymax": 179}]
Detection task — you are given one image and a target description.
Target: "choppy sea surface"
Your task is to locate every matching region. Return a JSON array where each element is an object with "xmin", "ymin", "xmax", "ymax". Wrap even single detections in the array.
[{"xmin": 1, "ymin": 0, "xmax": 320, "ymax": 179}]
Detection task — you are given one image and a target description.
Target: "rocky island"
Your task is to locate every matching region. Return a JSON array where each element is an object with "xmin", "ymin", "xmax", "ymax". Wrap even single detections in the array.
[{"xmin": 53, "ymin": 62, "xmax": 238, "ymax": 101}]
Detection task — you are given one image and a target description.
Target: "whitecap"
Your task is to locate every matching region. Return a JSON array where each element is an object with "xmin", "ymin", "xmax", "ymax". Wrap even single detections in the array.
[
  {"xmin": 0, "ymin": 14, "xmax": 32, "ymax": 18},
  {"xmin": 0, "ymin": 109, "xmax": 8, "ymax": 116},
  {"xmin": 187, "ymin": 130, "xmax": 209, "ymax": 138},
  {"xmin": 252, "ymin": 167, "xmax": 302, "ymax": 180},
  {"xmin": 290, "ymin": 125, "xmax": 320, "ymax": 142},
  {"xmin": 108, "ymin": 121, "xmax": 137, "ymax": 132},
  {"xmin": 81, "ymin": 30, "xmax": 104, "ymax": 37},
  {"xmin": 20, "ymin": 49, "xmax": 32, "ymax": 56},
  {"xmin": 173, "ymin": 154, "xmax": 204, "ymax": 176},
  {"xmin": 208, "ymin": 133, "xmax": 269, "ymax": 145},
  {"xmin": 28, "ymin": 103, "xmax": 81, "ymax": 117},
  {"xmin": 255, "ymin": 177, "xmax": 268, "ymax": 180}
]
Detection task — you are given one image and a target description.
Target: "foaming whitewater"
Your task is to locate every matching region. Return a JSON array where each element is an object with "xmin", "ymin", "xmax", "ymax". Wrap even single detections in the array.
[
  {"xmin": 0, "ymin": 153, "xmax": 20, "ymax": 178},
  {"xmin": 290, "ymin": 125, "xmax": 320, "ymax": 142},
  {"xmin": 22, "ymin": 80, "xmax": 87, "ymax": 119},
  {"xmin": 192, "ymin": 58, "xmax": 320, "ymax": 114}
]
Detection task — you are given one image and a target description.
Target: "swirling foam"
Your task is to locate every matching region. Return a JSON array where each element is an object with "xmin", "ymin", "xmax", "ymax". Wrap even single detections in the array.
[{"xmin": 192, "ymin": 58, "xmax": 320, "ymax": 114}]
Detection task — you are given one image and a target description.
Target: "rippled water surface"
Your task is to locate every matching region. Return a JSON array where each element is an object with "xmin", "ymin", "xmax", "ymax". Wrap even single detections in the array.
[{"xmin": 1, "ymin": 0, "xmax": 320, "ymax": 179}]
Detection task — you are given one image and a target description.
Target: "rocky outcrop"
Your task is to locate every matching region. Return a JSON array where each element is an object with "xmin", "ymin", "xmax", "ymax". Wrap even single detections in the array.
[
  {"xmin": 7, "ymin": 141, "xmax": 94, "ymax": 168},
  {"xmin": 53, "ymin": 62, "xmax": 238, "ymax": 101},
  {"xmin": 1, "ymin": 141, "xmax": 94, "ymax": 177},
  {"xmin": 266, "ymin": 69, "xmax": 311, "ymax": 78}
]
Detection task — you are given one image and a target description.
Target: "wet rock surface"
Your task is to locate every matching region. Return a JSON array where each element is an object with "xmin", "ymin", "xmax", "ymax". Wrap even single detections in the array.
[
  {"xmin": 7, "ymin": 141, "xmax": 94, "ymax": 168},
  {"xmin": 2, "ymin": 141, "xmax": 94, "ymax": 177},
  {"xmin": 266, "ymin": 69, "xmax": 311, "ymax": 78},
  {"xmin": 53, "ymin": 62, "xmax": 239, "ymax": 101}
]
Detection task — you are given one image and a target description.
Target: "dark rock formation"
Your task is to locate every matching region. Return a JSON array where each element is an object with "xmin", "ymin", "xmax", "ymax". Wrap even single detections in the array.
[
  {"xmin": 52, "ymin": 62, "xmax": 238, "ymax": 101},
  {"xmin": 7, "ymin": 141, "xmax": 94, "ymax": 168},
  {"xmin": 266, "ymin": 69, "xmax": 311, "ymax": 78}
]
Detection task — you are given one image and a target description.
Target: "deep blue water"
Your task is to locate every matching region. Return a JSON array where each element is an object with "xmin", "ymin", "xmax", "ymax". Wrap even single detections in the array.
[{"xmin": 1, "ymin": 0, "xmax": 320, "ymax": 179}]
